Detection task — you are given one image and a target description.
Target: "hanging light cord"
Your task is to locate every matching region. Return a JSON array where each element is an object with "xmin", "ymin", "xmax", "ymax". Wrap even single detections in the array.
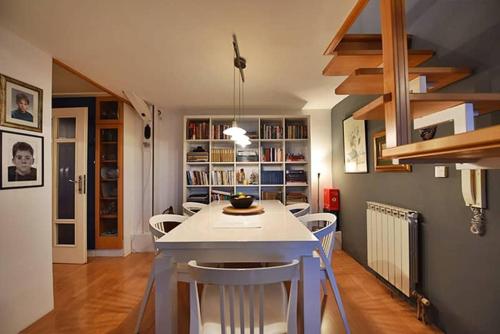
[{"xmin": 233, "ymin": 64, "xmax": 236, "ymax": 122}]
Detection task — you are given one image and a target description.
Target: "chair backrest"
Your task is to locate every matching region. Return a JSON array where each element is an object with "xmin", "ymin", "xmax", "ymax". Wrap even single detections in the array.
[
  {"xmin": 183, "ymin": 202, "xmax": 207, "ymax": 216},
  {"xmin": 149, "ymin": 214, "xmax": 187, "ymax": 244},
  {"xmin": 286, "ymin": 202, "xmax": 310, "ymax": 217},
  {"xmin": 188, "ymin": 260, "xmax": 299, "ymax": 334},
  {"xmin": 299, "ymin": 213, "xmax": 337, "ymax": 262}
]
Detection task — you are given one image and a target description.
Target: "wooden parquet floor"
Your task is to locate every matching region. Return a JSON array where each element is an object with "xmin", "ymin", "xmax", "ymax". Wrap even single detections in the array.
[{"xmin": 21, "ymin": 251, "xmax": 441, "ymax": 334}]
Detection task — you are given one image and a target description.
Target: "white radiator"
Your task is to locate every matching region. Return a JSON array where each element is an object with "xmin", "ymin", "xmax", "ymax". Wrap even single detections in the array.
[{"xmin": 366, "ymin": 201, "xmax": 418, "ymax": 297}]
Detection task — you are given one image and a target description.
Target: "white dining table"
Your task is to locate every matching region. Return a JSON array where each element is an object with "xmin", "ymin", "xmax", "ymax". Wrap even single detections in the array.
[{"xmin": 154, "ymin": 200, "xmax": 321, "ymax": 333}]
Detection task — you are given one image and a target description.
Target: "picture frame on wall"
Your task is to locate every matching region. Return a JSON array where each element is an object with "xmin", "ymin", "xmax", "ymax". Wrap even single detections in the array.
[
  {"xmin": 0, "ymin": 130, "xmax": 44, "ymax": 189},
  {"xmin": 373, "ymin": 130, "xmax": 411, "ymax": 172},
  {"xmin": 0, "ymin": 74, "xmax": 43, "ymax": 132},
  {"xmin": 343, "ymin": 116, "xmax": 367, "ymax": 173}
]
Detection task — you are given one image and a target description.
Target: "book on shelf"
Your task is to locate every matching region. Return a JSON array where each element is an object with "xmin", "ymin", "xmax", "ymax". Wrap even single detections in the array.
[
  {"xmin": 285, "ymin": 169, "xmax": 307, "ymax": 183},
  {"xmin": 236, "ymin": 149, "xmax": 259, "ymax": 162},
  {"xmin": 286, "ymin": 123, "xmax": 308, "ymax": 139},
  {"xmin": 187, "ymin": 120, "xmax": 209, "ymax": 140},
  {"xmin": 211, "ymin": 124, "xmax": 231, "ymax": 140},
  {"xmin": 286, "ymin": 192, "xmax": 308, "ymax": 204},
  {"xmin": 261, "ymin": 170, "xmax": 283, "ymax": 184},
  {"xmin": 187, "ymin": 151, "xmax": 209, "ymax": 162},
  {"xmin": 262, "ymin": 191, "xmax": 282, "ymax": 201},
  {"xmin": 187, "ymin": 193, "xmax": 209, "ymax": 204},
  {"xmin": 186, "ymin": 170, "xmax": 209, "ymax": 185},
  {"xmin": 261, "ymin": 124, "xmax": 283, "ymax": 139},
  {"xmin": 211, "ymin": 148, "xmax": 234, "ymax": 162},
  {"xmin": 211, "ymin": 170, "xmax": 234, "ymax": 185},
  {"xmin": 211, "ymin": 189, "xmax": 232, "ymax": 201},
  {"xmin": 262, "ymin": 147, "xmax": 283, "ymax": 162}
]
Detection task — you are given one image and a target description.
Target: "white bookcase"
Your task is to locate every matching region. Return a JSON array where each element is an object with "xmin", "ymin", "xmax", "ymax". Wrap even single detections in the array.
[{"xmin": 183, "ymin": 115, "xmax": 311, "ymax": 204}]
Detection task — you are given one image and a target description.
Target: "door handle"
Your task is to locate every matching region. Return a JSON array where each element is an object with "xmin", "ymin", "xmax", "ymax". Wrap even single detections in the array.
[{"xmin": 68, "ymin": 175, "xmax": 84, "ymax": 194}]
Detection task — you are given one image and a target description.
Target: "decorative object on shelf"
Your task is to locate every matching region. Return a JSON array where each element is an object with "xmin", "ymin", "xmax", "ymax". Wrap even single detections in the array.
[
  {"xmin": 0, "ymin": 130, "xmax": 43, "ymax": 189},
  {"xmin": 372, "ymin": 131, "xmax": 411, "ymax": 172},
  {"xmin": 285, "ymin": 169, "xmax": 307, "ymax": 184},
  {"xmin": 249, "ymin": 171, "xmax": 258, "ymax": 185},
  {"xmin": 286, "ymin": 153, "xmax": 305, "ymax": 162},
  {"xmin": 418, "ymin": 126, "xmax": 437, "ymax": 141},
  {"xmin": 343, "ymin": 116, "xmax": 367, "ymax": 173},
  {"xmin": 0, "ymin": 74, "xmax": 43, "ymax": 132},
  {"xmin": 236, "ymin": 168, "xmax": 246, "ymax": 184}
]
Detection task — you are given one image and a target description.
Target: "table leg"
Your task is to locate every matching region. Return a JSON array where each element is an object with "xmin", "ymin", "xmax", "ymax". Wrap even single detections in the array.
[
  {"xmin": 155, "ymin": 252, "xmax": 177, "ymax": 334},
  {"xmin": 301, "ymin": 255, "xmax": 321, "ymax": 334}
]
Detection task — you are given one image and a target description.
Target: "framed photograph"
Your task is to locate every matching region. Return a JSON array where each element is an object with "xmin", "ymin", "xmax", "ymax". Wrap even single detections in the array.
[
  {"xmin": 0, "ymin": 74, "xmax": 43, "ymax": 132},
  {"xmin": 343, "ymin": 116, "xmax": 367, "ymax": 173},
  {"xmin": 1, "ymin": 130, "xmax": 44, "ymax": 189},
  {"xmin": 373, "ymin": 130, "xmax": 411, "ymax": 172}
]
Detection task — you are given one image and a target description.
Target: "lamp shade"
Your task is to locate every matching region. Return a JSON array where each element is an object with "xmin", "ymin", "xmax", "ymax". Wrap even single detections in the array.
[{"xmin": 223, "ymin": 121, "xmax": 246, "ymax": 137}]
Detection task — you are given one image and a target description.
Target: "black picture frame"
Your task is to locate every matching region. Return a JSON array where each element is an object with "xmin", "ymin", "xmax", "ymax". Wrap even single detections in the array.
[
  {"xmin": 0, "ymin": 130, "xmax": 44, "ymax": 189},
  {"xmin": 342, "ymin": 116, "xmax": 368, "ymax": 173}
]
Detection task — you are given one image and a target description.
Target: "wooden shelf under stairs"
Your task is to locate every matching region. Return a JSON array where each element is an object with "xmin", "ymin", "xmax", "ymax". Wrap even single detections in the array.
[
  {"xmin": 322, "ymin": 49, "xmax": 434, "ymax": 76},
  {"xmin": 335, "ymin": 67, "xmax": 472, "ymax": 95},
  {"xmin": 323, "ymin": 0, "xmax": 500, "ymax": 164},
  {"xmin": 382, "ymin": 124, "xmax": 500, "ymax": 163},
  {"xmin": 352, "ymin": 93, "xmax": 500, "ymax": 120}
]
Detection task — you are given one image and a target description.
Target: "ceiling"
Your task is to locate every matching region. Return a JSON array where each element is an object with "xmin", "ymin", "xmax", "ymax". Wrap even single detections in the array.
[{"xmin": 0, "ymin": 0, "xmax": 354, "ymax": 111}]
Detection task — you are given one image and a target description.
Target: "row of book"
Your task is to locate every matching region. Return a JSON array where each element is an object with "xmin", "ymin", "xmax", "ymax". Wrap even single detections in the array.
[
  {"xmin": 261, "ymin": 171, "xmax": 284, "ymax": 184},
  {"xmin": 262, "ymin": 147, "xmax": 283, "ymax": 162},
  {"xmin": 186, "ymin": 170, "xmax": 209, "ymax": 185},
  {"xmin": 211, "ymin": 124, "xmax": 231, "ymax": 140},
  {"xmin": 187, "ymin": 121, "xmax": 209, "ymax": 140},
  {"xmin": 211, "ymin": 170, "xmax": 234, "ymax": 185},
  {"xmin": 285, "ymin": 124, "xmax": 308, "ymax": 139},
  {"xmin": 187, "ymin": 151, "xmax": 209, "ymax": 162},
  {"xmin": 261, "ymin": 124, "xmax": 283, "ymax": 139},
  {"xmin": 211, "ymin": 148, "xmax": 234, "ymax": 162}
]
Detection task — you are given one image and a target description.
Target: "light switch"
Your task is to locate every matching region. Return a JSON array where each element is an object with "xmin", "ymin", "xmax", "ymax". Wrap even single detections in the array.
[{"xmin": 435, "ymin": 166, "xmax": 448, "ymax": 178}]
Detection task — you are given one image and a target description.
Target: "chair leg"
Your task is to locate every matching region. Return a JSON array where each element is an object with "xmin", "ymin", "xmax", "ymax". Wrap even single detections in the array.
[
  {"xmin": 323, "ymin": 265, "xmax": 350, "ymax": 334},
  {"xmin": 135, "ymin": 270, "xmax": 155, "ymax": 334}
]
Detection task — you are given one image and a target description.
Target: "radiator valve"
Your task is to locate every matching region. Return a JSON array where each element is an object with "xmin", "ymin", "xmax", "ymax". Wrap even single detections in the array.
[{"xmin": 412, "ymin": 291, "xmax": 431, "ymax": 325}]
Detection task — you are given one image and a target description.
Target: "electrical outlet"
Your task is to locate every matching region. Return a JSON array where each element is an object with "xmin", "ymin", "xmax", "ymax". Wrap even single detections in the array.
[{"xmin": 435, "ymin": 166, "xmax": 448, "ymax": 178}]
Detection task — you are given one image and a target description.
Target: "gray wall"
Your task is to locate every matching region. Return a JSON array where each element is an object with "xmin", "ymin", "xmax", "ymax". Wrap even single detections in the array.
[{"xmin": 332, "ymin": 1, "xmax": 500, "ymax": 333}]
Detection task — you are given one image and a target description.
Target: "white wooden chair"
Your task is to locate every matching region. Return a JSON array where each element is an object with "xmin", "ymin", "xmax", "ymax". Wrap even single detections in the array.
[
  {"xmin": 285, "ymin": 202, "xmax": 310, "ymax": 217},
  {"xmin": 183, "ymin": 202, "xmax": 208, "ymax": 216},
  {"xmin": 188, "ymin": 260, "xmax": 300, "ymax": 334},
  {"xmin": 135, "ymin": 214, "xmax": 187, "ymax": 334},
  {"xmin": 298, "ymin": 213, "xmax": 350, "ymax": 334}
]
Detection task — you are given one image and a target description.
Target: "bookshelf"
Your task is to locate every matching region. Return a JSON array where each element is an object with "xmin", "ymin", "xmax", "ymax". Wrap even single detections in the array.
[{"xmin": 183, "ymin": 115, "xmax": 311, "ymax": 204}]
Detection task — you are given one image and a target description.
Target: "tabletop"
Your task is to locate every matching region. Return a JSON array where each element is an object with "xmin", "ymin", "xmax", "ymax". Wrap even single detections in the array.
[{"xmin": 156, "ymin": 200, "xmax": 318, "ymax": 250}]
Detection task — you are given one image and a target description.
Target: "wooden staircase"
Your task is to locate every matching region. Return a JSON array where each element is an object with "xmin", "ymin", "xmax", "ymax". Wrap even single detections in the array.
[{"xmin": 323, "ymin": 1, "xmax": 500, "ymax": 164}]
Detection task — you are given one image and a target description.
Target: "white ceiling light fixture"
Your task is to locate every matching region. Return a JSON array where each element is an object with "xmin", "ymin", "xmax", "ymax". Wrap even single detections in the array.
[{"xmin": 224, "ymin": 33, "xmax": 250, "ymax": 147}]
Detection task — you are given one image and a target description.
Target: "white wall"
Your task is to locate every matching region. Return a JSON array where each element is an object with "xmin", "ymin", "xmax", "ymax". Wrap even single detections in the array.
[
  {"xmin": 0, "ymin": 27, "xmax": 54, "ymax": 333},
  {"xmin": 152, "ymin": 108, "xmax": 332, "ymax": 216},
  {"xmin": 123, "ymin": 104, "xmax": 144, "ymax": 254}
]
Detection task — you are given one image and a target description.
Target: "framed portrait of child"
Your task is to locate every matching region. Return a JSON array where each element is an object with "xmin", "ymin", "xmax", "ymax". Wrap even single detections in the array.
[
  {"xmin": 0, "ymin": 130, "xmax": 44, "ymax": 189},
  {"xmin": 0, "ymin": 74, "xmax": 43, "ymax": 132}
]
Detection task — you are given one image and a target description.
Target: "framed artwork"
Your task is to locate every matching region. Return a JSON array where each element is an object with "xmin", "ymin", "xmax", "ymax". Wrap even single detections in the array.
[
  {"xmin": 373, "ymin": 130, "xmax": 411, "ymax": 172},
  {"xmin": 0, "ymin": 74, "xmax": 43, "ymax": 132},
  {"xmin": 1, "ymin": 130, "xmax": 44, "ymax": 189},
  {"xmin": 343, "ymin": 116, "xmax": 367, "ymax": 173}
]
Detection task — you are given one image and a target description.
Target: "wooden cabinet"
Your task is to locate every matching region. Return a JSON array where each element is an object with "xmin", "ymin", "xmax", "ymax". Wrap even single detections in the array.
[{"xmin": 95, "ymin": 98, "xmax": 123, "ymax": 249}]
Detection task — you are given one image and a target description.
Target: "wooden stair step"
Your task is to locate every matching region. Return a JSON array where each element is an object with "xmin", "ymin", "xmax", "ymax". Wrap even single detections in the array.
[
  {"xmin": 322, "ymin": 50, "xmax": 434, "ymax": 76},
  {"xmin": 353, "ymin": 93, "xmax": 500, "ymax": 120},
  {"xmin": 335, "ymin": 67, "xmax": 472, "ymax": 95},
  {"xmin": 382, "ymin": 124, "xmax": 500, "ymax": 163},
  {"xmin": 328, "ymin": 34, "xmax": 413, "ymax": 52}
]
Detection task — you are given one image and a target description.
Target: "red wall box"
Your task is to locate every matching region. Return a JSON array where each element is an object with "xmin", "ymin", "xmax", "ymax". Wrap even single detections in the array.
[{"xmin": 324, "ymin": 188, "xmax": 340, "ymax": 211}]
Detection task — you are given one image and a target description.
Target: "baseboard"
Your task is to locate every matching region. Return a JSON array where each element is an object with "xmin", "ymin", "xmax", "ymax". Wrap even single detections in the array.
[
  {"xmin": 131, "ymin": 233, "xmax": 154, "ymax": 252},
  {"xmin": 88, "ymin": 249, "xmax": 125, "ymax": 257}
]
